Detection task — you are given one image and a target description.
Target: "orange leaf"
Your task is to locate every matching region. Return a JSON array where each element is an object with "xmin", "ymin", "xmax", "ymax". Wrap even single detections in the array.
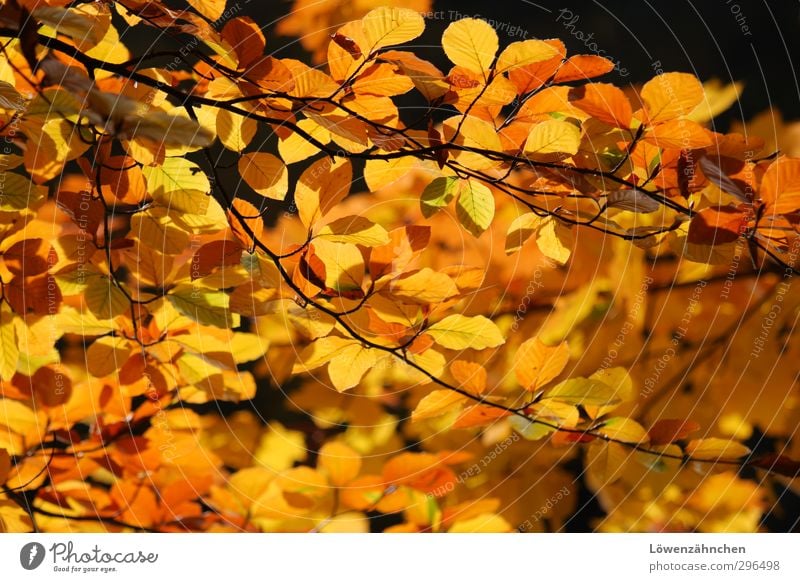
[
  {"xmin": 452, "ymin": 405, "xmax": 511, "ymax": 429},
  {"xmin": 553, "ymin": 55, "xmax": 614, "ymax": 83},
  {"xmin": 227, "ymin": 198, "xmax": 264, "ymax": 250},
  {"xmin": 382, "ymin": 452, "xmax": 456, "ymax": 496},
  {"xmin": 507, "ymin": 39, "xmax": 566, "ymax": 94},
  {"xmin": 450, "ymin": 360, "xmax": 487, "ymax": 394},
  {"xmin": 569, "ymin": 83, "xmax": 632, "ymax": 128},
  {"xmin": 514, "ymin": 338, "xmax": 570, "ymax": 391},
  {"xmin": 644, "ymin": 119, "xmax": 713, "ymax": 149},
  {"xmin": 648, "ymin": 419, "xmax": 701, "ymax": 445},
  {"xmin": 222, "ymin": 17, "xmax": 265, "ymax": 69},
  {"xmin": 191, "ymin": 240, "xmax": 244, "ymax": 279},
  {"xmin": 687, "ymin": 206, "xmax": 748, "ymax": 244},
  {"xmin": 759, "ymin": 156, "xmax": 800, "ymax": 214}
]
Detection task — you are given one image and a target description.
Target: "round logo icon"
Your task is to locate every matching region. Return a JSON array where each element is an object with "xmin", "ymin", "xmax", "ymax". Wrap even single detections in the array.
[{"xmin": 20, "ymin": 542, "xmax": 46, "ymax": 570}]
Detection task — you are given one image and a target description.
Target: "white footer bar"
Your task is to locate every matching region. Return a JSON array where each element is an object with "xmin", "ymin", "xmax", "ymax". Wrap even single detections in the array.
[{"xmin": 0, "ymin": 533, "xmax": 797, "ymax": 581}]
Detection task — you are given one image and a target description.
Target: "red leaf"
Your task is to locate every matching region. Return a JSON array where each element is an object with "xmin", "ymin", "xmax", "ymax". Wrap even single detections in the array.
[
  {"xmin": 331, "ymin": 33, "xmax": 362, "ymax": 59},
  {"xmin": 687, "ymin": 205, "xmax": 748, "ymax": 244},
  {"xmin": 749, "ymin": 454, "xmax": 800, "ymax": 477},
  {"xmin": 648, "ymin": 419, "xmax": 701, "ymax": 445}
]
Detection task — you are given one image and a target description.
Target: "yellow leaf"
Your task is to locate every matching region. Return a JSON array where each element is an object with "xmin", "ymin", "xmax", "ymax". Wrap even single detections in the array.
[
  {"xmin": 427, "ymin": 314, "xmax": 504, "ymax": 350},
  {"xmin": 510, "ymin": 416, "xmax": 556, "ymax": 441},
  {"xmin": 456, "ymin": 179, "xmax": 495, "ymax": 238},
  {"xmin": 317, "ymin": 216, "xmax": 389, "ymax": 247},
  {"xmin": 363, "ymin": 156, "xmax": 417, "ymax": 191},
  {"xmin": 442, "ymin": 115, "xmax": 503, "ymax": 170},
  {"xmin": 294, "ymin": 336, "xmax": 359, "ymax": 373},
  {"xmin": 641, "ymin": 72, "xmax": 704, "ymax": 123},
  {"xmin": 239, "ymin": 152, "xmax": 288, "ymax": 200},
  {"xmin": 505, "ymin": 213, "xmax": 544, "ymax": 255},
  {"xmin": 128, "ymin": 109, "xmax": 213, "ymax": 148},
  {"xmin": 361, "ymin": 7, "xmax": 425, "ymax": 52},
  {"xmin": 130, "ymin": 208, "xmax": 192, "ymax": 255},
  {"xmin": 524, "ymin": 119, "xmax": 581, "ymax": 155},
  {"xmin": 442, "ymin": 18, "xmax": 498, "ymax": 80},
  {"xmin": 86, "ymin": 336, "xmax": 132, "ymax": 378},
  {"xmin": 34, "ymin": 6, "xmax": 106, "ymax": 48},
  {"xmin": 412, "ymin": 390, "xmax": 467, "ymax": 421},
  {"xmin": 596, "ymin": 417, "xmax": 649, "ymax": 445},
  {"xmin": 278, "ymin": 118, "xmax": 330, "ymax": 164},
  {"xmin": 389, "ymin": 268, "xmax": 459, "ymax": 304},
  {"xmin": 187, "ymin": 0, "xmax": 226, "ymax": 21},
  {"xmin": 536, "ymin": 218, "xmax": 572, "ymax": 265},
  {"xmin": 84, "ymin": 276, "xmax": 130, "ymax": 319},
  {"xmin": 312, "ymin": 238, "xmax": 365, "ymax": 294},
  {"xmin": 586, "ymin": 367, "xmax": 635, "ymax": 418},
  {"xmin": 514, "ymin": 338, "xmax": 569, "ymax": 391},
  {"xmin": 0, "ymin": 303, "xmax": 18, "ymax": 382},
  {"xmin": 295, "ymin": 157, "xmax": 352, "ymax": 228},
  {"xmin": 688, "ymin": 80, "xmax": 744, "ymax": 123},
  {"xmin": 544, "ymin": 377, "xmax": 621, "ymax": 407},
  {"xmin": 496, "ymin": 40, "xmax": 560, "ymax": 73},
  {"xmin": 327, "ymin": 342, "xmax": 387, "ymax": 392},
  {"xmin": 168, "ymin": 285, "xmax": 237, "ymax": 328},
  {"xmin": 142, "ymin": 158, "xmax": 211, "ymax": 215},
  {"xmin": 318, "ymin": 442, "xmax": 362, "ymax": 486},
  {"xmin": 216, "ymin": 108, "xmax": 257, "ymax": 152},
  {"xmin": 0, "ymin": 172, "xmax": 47, "ymax": 211},
  {"xmin": 685, "ymin": 438, "xmax": 750, "ymax": 461}
]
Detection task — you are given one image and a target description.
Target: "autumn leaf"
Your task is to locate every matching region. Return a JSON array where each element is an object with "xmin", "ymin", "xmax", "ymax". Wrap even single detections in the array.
[
  {"xmin": 427, "ymin": 314, "xmax": 504, "ymax": 351},
  {"xmin": 640, "ymin": 72, "xmax": 705, "ymax": 123},
  {"xmin": 455, "ymin": 179, "xmax": 495, "ymax": 237},
  {"xmin": 239, "ymin": 153, "xmax": 289, "ymax": 201},
  {"xmin": 524, "ymin": 119, "xmax": 581, "ymax": 156},
  {"xmin": 514, "ymin": 338, "xmax": 570, "ymax": 391},
  {"xmin": 685, "ymin": 438, "xmax": 750, "ymax": 461},
  {"xmin": 442, "ymin": 18, "xmax": 498, "ymax": 81}
]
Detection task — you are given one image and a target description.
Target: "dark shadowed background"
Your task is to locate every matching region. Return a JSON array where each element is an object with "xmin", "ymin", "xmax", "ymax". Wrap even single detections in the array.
[{"xmin": 248, "ymin": 0, "xmax": 800, "ymax": 124}]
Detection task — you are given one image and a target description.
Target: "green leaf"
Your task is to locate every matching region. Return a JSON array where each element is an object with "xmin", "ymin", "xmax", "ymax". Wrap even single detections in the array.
[
  {"xmin": 456, "ymin": 179, "xmax": 495, "ymax": 237},
  {"xmin": 510, "ymin": 415, "xmax": 554, "ymax": 441},
  {"xmin": 420, "ymin": 176, "xmax": 458, "ymax": 218},
  {"xmin": 168, "ymin": 284, "xmax": 237, "ymax": 328}
]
